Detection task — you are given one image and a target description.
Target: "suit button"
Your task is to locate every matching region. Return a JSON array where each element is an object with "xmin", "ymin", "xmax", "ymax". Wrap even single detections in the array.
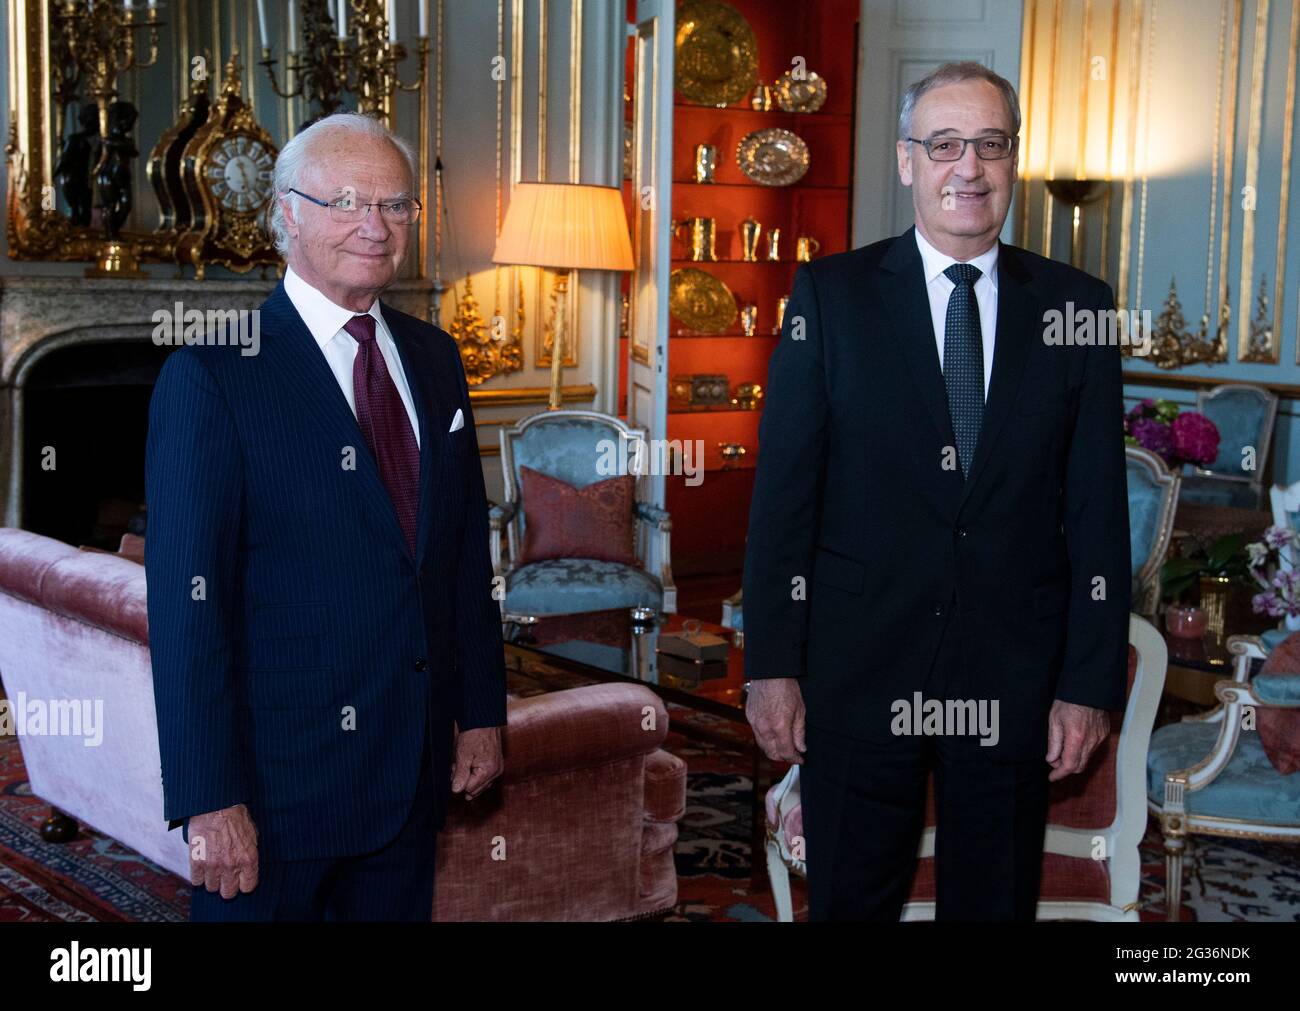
[
  {"xmin": 932, "ymin": 603, "xmax": 944, "ymax": 617},
  {"xmin": 414, "ymin": 657, "xmax": 428, "ymax": 672},
  {"xmin": 955, "ymin": 527, "xmax": 968, "ymax": 538}
]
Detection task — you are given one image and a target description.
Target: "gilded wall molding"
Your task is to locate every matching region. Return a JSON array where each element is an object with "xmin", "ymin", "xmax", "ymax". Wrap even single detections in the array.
[{"xmin": 1236, "ymin": 0, "xmax": 1273, "ymax": 361}]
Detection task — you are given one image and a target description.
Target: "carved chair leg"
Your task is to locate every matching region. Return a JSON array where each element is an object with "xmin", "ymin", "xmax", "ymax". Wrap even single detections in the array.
[
  {"xmin": 1163, "ymin": 834, "xmax": 1185, "ymax": 922},
  {"xmin": 41, "ymin": 806, "xmax": 79, "ymax": 843}
]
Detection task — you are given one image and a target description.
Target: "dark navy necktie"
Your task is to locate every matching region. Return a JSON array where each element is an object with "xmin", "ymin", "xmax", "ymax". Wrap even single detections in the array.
[
  {"xmin": 345, "ymin": 314, "xmax": 421, "ymax": 556},
  {"xmin": 942, "ymin": 263, "xmax": 984, "ymax": 479}
]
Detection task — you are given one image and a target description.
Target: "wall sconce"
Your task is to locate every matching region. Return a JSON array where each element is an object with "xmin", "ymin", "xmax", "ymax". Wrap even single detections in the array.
[{"xmin": 1044, "ymin": 178, "xmax": 1109, "ymax": 268}]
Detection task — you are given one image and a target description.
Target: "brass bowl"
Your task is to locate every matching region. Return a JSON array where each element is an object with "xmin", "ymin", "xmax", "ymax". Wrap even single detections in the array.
[{"xmin": 736, "ymin": 128, "xmax": 811, "ymax": 187}]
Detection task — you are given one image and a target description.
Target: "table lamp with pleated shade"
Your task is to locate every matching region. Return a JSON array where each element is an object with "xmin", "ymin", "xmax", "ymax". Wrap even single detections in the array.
[{"xmin": 492, "ymin": 183, "xmax": 635, "ymax": 409}]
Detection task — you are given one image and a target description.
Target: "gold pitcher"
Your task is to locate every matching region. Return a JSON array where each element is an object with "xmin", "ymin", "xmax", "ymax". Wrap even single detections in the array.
[
  {"xmin": 795, "ymin": 235, "xmax": 822, "ymax": 262},
  {"xmin": 673, "ymin": 217, "xmax": 718, "ymax": 262}
]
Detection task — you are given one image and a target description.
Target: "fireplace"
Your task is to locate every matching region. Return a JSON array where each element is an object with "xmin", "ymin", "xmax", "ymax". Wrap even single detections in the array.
[{"xmin": 0, "ymin": 275, "xmax": 434, "ymax": 546}]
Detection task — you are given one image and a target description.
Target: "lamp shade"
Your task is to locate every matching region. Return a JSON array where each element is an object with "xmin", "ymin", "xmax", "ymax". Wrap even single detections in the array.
[{"xmin": 492, "ymin": 182, "xmax": 635, "ymax": 272}]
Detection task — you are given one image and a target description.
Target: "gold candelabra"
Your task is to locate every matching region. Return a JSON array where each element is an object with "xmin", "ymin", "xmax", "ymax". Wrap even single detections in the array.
[
  {"xmin": 52, "ymin": 0, "xmax": 164, "ymax": 139},
  {"xmin": 260, "ymin": 0, "xmax": 429, "ymax": 127}
]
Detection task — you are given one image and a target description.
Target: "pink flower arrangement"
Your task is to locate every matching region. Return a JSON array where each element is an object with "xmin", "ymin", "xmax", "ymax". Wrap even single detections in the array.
[{"xmin": 1123, "ymin": 399, "xmax": 1220, "ymax": 468}]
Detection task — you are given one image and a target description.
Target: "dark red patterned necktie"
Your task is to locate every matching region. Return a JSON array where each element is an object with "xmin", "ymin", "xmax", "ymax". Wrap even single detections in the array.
[{"xmin": 345, "ymin": 314, "xmax": 420, "ymax": 555}]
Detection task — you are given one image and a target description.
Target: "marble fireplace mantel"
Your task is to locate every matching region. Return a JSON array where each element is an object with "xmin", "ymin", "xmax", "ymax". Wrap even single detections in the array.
[{"xmin": 0, "ymin": 274, "xmax": 435, "ymax": 529}]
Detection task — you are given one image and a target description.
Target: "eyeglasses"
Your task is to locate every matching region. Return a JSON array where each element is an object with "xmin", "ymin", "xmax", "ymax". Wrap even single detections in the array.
[
  {"xmin": 287, "ymin": 187, "xmax": 423, "ymax": 225},
  {"xmin": 906, "ymin": 135, "xmax": 1017, "ymax": 162}
]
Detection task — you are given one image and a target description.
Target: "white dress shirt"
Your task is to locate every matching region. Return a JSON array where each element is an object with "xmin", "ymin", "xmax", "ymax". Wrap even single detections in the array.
[
  {"xmin": 283, "ymin": 265, "xmax": 421, "ymax": 448},
  {"xmin": 914, "ymin": 228, "xmax": 999, "ymax": 400}
]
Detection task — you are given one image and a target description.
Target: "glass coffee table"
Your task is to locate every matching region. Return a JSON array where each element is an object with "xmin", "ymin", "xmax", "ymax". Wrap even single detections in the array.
[{"xmin": 502, "ymin": 608, "xmax": 774, "ymax": 884}]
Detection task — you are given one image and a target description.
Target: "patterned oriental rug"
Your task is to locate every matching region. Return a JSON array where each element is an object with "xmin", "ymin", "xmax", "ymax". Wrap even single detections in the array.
[{"xmin": 0, "ymin": 661, "xmax": 1296, "ymax": 922}]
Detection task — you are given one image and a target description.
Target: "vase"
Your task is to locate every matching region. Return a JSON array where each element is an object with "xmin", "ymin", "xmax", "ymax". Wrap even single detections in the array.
[
  {"xmin": 1166, "ymin": 605, "xmax": 1208, "ymax": 640},
  {"xmin": 1286, "ymin": 613, "xmax": 1300, "ymax": 632},
  {"xmin": 1197, "ymin": 575, "xmax": 1232, "ymax": 638}
]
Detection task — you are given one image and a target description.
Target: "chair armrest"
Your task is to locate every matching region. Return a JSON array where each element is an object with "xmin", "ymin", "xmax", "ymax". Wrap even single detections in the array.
[
  {"xmin": 500, "ymin": 682, "xmax": 669, "ymax": 783},
  {"xmin": 488, "ymin": 501, "xmax": 517, "ymax": 577},
  {"xmin": 634, "ymin": 502, "xmax": 676, "ymax": 612}
]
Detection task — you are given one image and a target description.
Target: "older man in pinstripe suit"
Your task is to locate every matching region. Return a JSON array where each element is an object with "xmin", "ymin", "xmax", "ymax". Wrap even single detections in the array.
[{"xmin": 145, "ymin": 113, "xmax": 506, "ymax": 921}]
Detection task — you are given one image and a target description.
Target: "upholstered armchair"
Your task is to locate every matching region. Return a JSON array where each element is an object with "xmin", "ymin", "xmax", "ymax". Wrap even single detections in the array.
[
  {"xmin": 766, "ymin": 615, "xmax": 1168, "ymax": 921},
  {"xmin": 1147, "ymin": 633, "xmax": 1300, "ymax": 920},
  {"xmin": 1126, "ymin": 446, "xmax": 1180, "ymax": 617},
  {"xmin": 1180, "ymin": 383, "xmax": 1279, "ymax": 509},
  {"xmin": 491, "ymin": 409, "xmax": 676, "ymax": 616}
]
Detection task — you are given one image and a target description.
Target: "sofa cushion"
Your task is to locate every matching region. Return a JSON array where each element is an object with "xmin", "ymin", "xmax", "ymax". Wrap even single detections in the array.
[
  {"xmin": 1255, "ymin": 633, "xmax": 1300, "ymax": 774},
  {"xmin": 518, "ymin": 465, "xmax": 636, "ymax": 565},
  {"xmin": 506, "ymin": 558, "xmax": 661, "ymax": 615}
]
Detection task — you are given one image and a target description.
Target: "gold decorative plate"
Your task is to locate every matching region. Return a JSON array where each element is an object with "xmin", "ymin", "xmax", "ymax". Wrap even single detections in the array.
[
  {"xmin": 670, "ymin": 268, "xmax": 738, "ymax": 333},
  {"xmin": 773, "ymin": 70, "xmax": 828, "ymax": 113},
  {"xmin": 675, "ymin": 0, "xmax": 759, "ymax": 107},
  {"xmin": 736, "ymin": 128, "xmax": 810, "ymax": 187}
]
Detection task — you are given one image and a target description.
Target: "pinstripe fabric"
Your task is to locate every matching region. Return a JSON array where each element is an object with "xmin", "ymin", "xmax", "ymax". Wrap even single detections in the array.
[{"xmin": 145, "ymin": 281, "xmax": 506, "ymax": 865}]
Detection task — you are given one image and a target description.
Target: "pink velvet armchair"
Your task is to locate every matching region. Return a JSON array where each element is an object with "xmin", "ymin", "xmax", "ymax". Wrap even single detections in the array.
[{"xmin": 0, "ymin": 527, "xmax": 685, "ymax": 921}]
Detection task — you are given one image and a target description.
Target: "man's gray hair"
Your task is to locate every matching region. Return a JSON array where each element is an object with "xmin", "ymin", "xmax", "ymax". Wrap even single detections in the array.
[
  {"xmin": 897, "ymin": 61, "xmax": 1021, "ymax": 141},
  {"xmin": 270, "ymin": 112, "xmax": 419, "ymax": 257}
]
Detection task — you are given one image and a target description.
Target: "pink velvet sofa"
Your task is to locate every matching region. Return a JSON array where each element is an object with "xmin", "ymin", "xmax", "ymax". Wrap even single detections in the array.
[{"xmin": 0, "ymin": 527, "xmax": 685, "ymax": 921}]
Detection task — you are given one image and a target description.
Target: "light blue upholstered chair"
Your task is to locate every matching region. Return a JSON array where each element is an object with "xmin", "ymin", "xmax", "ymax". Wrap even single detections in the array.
[
  {"xmin": 1126, "ymin": 446, "xmax": 1181, "ymax": 617},
  {"xmin": 1179, "ymin": 383, "xmax": 1279, "ymax": 509},
  {"xmin": 1147, "ymin": 634, "xmax": 1300, "ymax": 920},
  {"xmin": 491, "ymin": 409, "xmax": 676, "ymax": 617}
]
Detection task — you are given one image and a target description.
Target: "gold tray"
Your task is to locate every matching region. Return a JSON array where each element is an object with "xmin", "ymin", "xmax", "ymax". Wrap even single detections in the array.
[
  {"xmin": 669, "ymin": 267, "xmax": 738, "ymax": 333},
  {"xmin": 675, "ymin": 0, "xmax": 759, "ymax": 107},
  {"xmin": 736, "ymin": 128, "xmax": 811, "ymax": 187},
  {"xmin": 773, "ymin": 70, "xmax": 828, "ymax": 113}
]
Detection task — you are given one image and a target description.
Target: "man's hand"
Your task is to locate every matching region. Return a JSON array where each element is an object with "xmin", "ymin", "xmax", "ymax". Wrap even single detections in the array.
[
  {"xmin": 187, "ymin": 803, "xmax": 259, "ymax": 899},
  {"xmin": 746, "ymin": 677, "xmax": 806, "ymax": 764},
  {"xmin": 451, "ymin": 725, "xmax": 503, "ymax": 800},
  {"xmin": 1045, "ymin": 700, "xmax": 1109, "ymax": 782}
]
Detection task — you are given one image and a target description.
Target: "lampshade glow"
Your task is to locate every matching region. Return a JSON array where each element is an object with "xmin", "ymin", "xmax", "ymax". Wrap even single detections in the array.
[{"xmin": 492, "ymin": 182, "xmax": 635, "ymax": 272}]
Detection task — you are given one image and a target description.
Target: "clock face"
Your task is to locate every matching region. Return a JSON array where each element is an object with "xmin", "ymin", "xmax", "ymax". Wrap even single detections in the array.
[{"xmin": 205, "ymin": 135, "xmax": 275, "ymax": 213}]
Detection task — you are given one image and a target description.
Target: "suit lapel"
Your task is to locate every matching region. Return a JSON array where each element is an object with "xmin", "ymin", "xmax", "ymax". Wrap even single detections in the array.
[
  {"xmin": 258, "ymin": 282, "xmax": 414, "ymax": 561},
  {"xmin": 958, "ymin": 241, "xmax": 1039, "ymax": 509},
  {"xmin": 875, "ymin": 227, "xmax": 957, "ymax": 449},
  {"xmin": 382, "ymin": 303, "xmax": 444, "ymax": 568}
]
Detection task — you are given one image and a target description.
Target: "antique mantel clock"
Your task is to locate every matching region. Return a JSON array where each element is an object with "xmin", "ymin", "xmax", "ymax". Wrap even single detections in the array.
[{"xmin": 175, "ymin": 52, "xmax": 279, "ymax": 279}]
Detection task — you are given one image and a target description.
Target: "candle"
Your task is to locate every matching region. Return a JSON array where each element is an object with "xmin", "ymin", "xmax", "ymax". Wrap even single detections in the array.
[
  {"xmin": 336, "ymin": 0, "xmax": 347, "ymax": 38},
  {"xmin": 287, "ymin": 0, "xmax": 297, "ymax": 51},
  {"xmin": 387, "ymin": 0, "xmax": 397, "ymax": 43},
  {"xmin": 419, "ymin": 0, "xmax": 427, "ymax": 37},
  {"xmin": 256, "ymin": 0, "xmax": 268, "ymax": 49}
]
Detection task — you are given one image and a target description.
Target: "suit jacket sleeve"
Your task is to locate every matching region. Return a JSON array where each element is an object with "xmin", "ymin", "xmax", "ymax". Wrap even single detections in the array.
[
  {"xmin": 1056, "ymin": 280, "xmax": 1131, "ymax": 711},
  {"xmin": 144, "ymin": 349, "xmax": 250, "ymax": 828},
  {"xmin": 741, "ymin": 263, "xmax": 830, "ymax": 679},
  {"xmin": 447, "ymin": 340, "xmax": 508, "ymax": 730}
]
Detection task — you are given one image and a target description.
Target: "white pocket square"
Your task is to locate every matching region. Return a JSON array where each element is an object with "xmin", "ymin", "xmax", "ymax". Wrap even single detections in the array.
[{"xmin": 448, "ymin": 408, "xmax": 464, "ymax": 433}]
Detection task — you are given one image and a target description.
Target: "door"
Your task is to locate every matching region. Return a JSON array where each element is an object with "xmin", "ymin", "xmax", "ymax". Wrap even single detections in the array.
[{"xmin": 626, "ymin": 0, "xmax": 674, "ymax": 505}]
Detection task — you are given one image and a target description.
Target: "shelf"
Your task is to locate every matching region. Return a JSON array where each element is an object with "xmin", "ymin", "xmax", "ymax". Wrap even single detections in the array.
[
  {"xmin": 670, "ymin": 329, "xmax": 781, "ymax": 338},
  {"xmin": 668, "ymin": 402, "xmax": 765, "ymax": 414},
  {"xmin": 672, "ymin": 179, "xmax": 851, "ymax": 192},
  {"xmin": 674, "ymin": 102, "xmax": 853, "ymax": 122},
  {"xmin": 670, "ymin": 257, "xmax": 799, "ymax": 265}
]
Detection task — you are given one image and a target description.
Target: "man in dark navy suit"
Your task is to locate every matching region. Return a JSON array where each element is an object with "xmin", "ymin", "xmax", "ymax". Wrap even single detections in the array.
[
  {"xmin": 146, "ymin": 113, "xmax": 505, "ymax": 921},
  {"xmin": 742, "ymin": 63, "xmax": 1130, "ymax": 921}
]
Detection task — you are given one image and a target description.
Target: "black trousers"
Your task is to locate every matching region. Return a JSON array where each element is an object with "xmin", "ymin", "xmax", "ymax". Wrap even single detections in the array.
[
  {"xmin": 190, "ymin": 720, "xmax": 440, "ymax": 922},
  {"xmin": 801, "ymin": 618, "xmax": 1051, "ymax": 922}
]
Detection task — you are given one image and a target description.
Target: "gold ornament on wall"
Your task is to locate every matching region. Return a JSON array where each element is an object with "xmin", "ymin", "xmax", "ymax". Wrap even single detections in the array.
[
  {"xmin": 448, "ymin": 274, "xmax": 523, "ymax": 386},
  {"xmin": 1146, "ymin": 279, "xmax": 1229, "ymax": 370},
  {"xmin": 1239, "ymin": 274, "xmax": 1276, "ymax": 364}
]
